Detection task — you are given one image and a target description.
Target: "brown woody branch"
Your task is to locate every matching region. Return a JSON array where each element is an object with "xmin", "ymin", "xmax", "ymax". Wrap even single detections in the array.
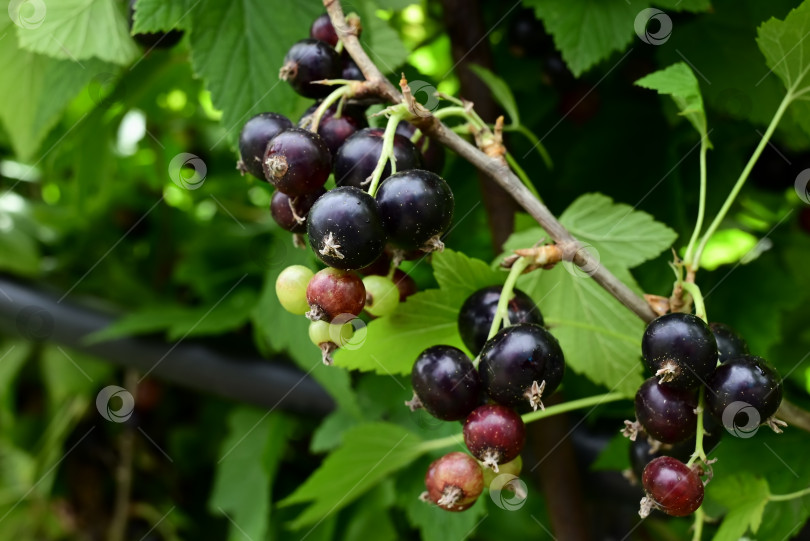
[{"xmin": 323, "ymin": 0, "xmax": 657, "ymax": 323}]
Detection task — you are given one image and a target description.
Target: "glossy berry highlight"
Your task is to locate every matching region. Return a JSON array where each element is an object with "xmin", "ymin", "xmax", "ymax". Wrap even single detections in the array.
[
  {"xmin": 333, "ymin": 128, "xmax": 423, "ymax": 188},
  {"xmin": 238, "ymin": 113, "xmax": 293, "ymax": 180},
  {"xmin": 634, "ymin": 377, "xmax": 697, "ymax": 444},
  {"xmin": 424, "ymin": 452, "xmax": 484, "ymax": 512},
  {"xmin": 641, "ymin": 313, "xmax": 718, "ymax": 390},
  {"xmin": 463, "ymin": 404, "xmax": 526, "ymax": 471},
  {"xmin": 263, "ymin": 128, "xmax": 331, "ymax": 196},
  {"xmin": 640, "ymin": 456, "xmax": 704, "ymax": 518},
  {"xmin": 306, "ymin": 267, "xmax": 366, "ymax": 321},
  {"xmin": 411, "ymin": 346, "xmax": 482, "ymax": 421},
  {"xmin": 458, "ymin": 285, "xmax": 543, "ymax": 355},
  {"xmin": 279, "ymin": 39, "xmax": 341, "ymax": 99},
  {"xmin": 705, "ymin": 354, "xmax": 783, "ymax": 431}
]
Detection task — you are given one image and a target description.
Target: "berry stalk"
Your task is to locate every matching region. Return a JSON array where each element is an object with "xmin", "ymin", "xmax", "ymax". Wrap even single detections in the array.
[
  {"xmin": 686, "ymin": 393, "xmax": 708, "ymax": 467},
  {"xmin": 691, "ymin": 507, "xmax": 705, "ymax": 541},
  {"xmin": 679, "ymin": 281, "xmax": 707, "ymax": 322},
  {"xmin": 484, "ymin": 256, "xmax": 530, "ymax": 345},
  {"xmin": 682, "ymin": 134, "xmax": 710, "ymax": 266},
  {"xmin": 367, "ymin": 107, "xmax": 408, "ymax": 197},
  {"xmin": 768, "ymin": 486, "xmax": 810, "ymax": 501},
  {"xmin": 310, "ymin": 84, "xmax": 352, "ymax": 133}
]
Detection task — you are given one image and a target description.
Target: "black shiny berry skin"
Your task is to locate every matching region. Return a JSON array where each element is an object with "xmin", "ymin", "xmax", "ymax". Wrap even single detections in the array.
[
  {"xmin": 128, "ymin": 0, "xmax": 184, "ymax": 49},
  {"xmin": 263, "ymin": 128, "xmax": 331, "ymax": 196},
  {"xmin": 238, "ymin": 113, "xmax": 294, "ymax": 180},
  {"xmin": 478, "ymin": 323, "xmax": 565, "ymax": 412},
  {"xmin": 635, "ymin": 377, "xmax": 697, "ymax": 444},
  {"xmin": 705, "ymin": 355, "xmax": 783, "ymax": 425},
  {"xmin": 270, "ymin": 188, "xmax": 324, "ymax": 233},
  {"xmin": 310, "ymin": 14, "xmax": 339, "ymax": 47},
  {"xmin": 375, "ymin": 169, "xmax": 454, "ymax": 250},
  {"xmin": 641, "ymin": 313, "xmax": 718, "ymax": 390},
  {"xmin": 333, "ymin": 128, "xmax": 423, "ymax": 188},
  {"xmin": 342, "ymin": 58, "xmax": 364, "ymax": 81},
  {"xmin": 396, "ymin": 122, "xmax": 446, "ymax": 174},
  {"xmin": 300, "ymin": 104, "xmax": 368, "ymax": 156},
  {"xmin": 458, "ymin": 286, "xmax": 543, "ymax": 355},
  {"xmin": 642, "ymin": 457, "xmax": 704, "ymax": 517},
  {"xmin": 709, "ymin": 322, "xmax": 749, "ymax": 364},
  {"xmin": 280, "ymin": 39, "xmax": 341, "ymax": 99},
  {"xmin": 307, "ymin": 187, "xmax": 386, "ymax": 270},
  {"xmin": 411, "ymin": 346, "xmax": 482, "ymax": 421},
  {"xmin": 463, "ymin": 404, "xmax": 525, "ymax": 469}
]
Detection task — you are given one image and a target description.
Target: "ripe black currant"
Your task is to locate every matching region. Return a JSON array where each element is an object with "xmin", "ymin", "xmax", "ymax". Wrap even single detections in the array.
[
  {"xmin": 279, "ymin": 39, "xmax": 341, "ymax": 99},
  {"xmin": 128, "ymin": 0, "xmax": 184, "ymax": 49},
  {"xmin": 478, "ymin": 323, "xmax": 565, "ymax": 412},
  {"xmin": 457, "ymin": 285, "xmax": 543, "ymax": 355},
  {"xmin": 634, "ymin": 377, "xmax": 697, "ymax": 444},
  {"xmin": 396, "ymin": 122, "xmax": 446, "ymax": 174},
  {"xmin": 342, "ymin": 58, "xmax": 364, "ymax": 81},
  {"xmin": 410, "ymin": 345, "xmax": 482, "ymax": 421},
  {"xmin": 333, "ymin": 128, "xmax": 423, "ymax": 188},
  {"xmin": 392, "ymin": 269, "xmax": 418, "ymax": 301},
  {"xmin": 641, "ymin": 313, "xmax": 718, "ymax": 390},
  {"xmin": 640, "ymin": 456, "xmax": 704, "ymax": 517},
  {"xmin": 424, "ymin": 452, "xmax": 484, "ymax": 512},
  {"xmin": 237, "ymin": 113, "xmax": 293, "ymax": 180},
  {"xmin": 270, "ymin": 188, "xmax": 325, "ymax": 233},
  {"xmin": 306, "ymin": 267, "xmax": 366, "ymax": 321},
  {"xmin": 375, "ymin": 169, "xmax": 454, "ymax": 251},
  {"xmin": 463, "ymin": 404, "xmax": 526, "ymax": 471},
  {"xmin": 263, "ymin": 128, "xmax": 331, "ymax": 196},
  {"xmin": 300, "ymin": 104, "xmax": 368, "ymax": 156},
  {"xmin": 704, "ymin": 354, "xmax": 783, "ymax": 430},
  {"xmin": 709, "ymin": 322, "xmax": 749, "ymax": 364},
  {"xmin": 307, "ymin": 186, "xmax": 386, "ymax": 270},
  {"xmin": 310, "ymin": 14, "xmax": 339, "ymax": 47}
]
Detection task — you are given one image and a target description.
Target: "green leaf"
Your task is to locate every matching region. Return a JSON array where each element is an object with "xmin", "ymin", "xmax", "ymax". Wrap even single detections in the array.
[
  {"xmin": 0, "ymin": 226, "xmax": 39, "ymax": 275},
  {"xmin": 557, "ymin": 193, "xmax": 678, "ymax": 269},
  {"xmin": 16, "ymin": 0, "xmax": 139, "ymax": 65},
  {"xmin": 591, "ymin": 433, "xmax": 631, "ymax": 471},
  {"xmin": 468, "ymin": 64, "xmax": 520, "ymax": 125},
  {"xmin": 527, "ymin": 0, "xmax": 639, "ymax": 76},
  {"xmin": 708, "ymin": 473, "xmax": 770, "ymax": 541},
  {"xmin": 0, "ymin": 20, "xmax": 107, "ymax": 160},
  {"xmin": 635, "ymin": 62, "xmax": 710, "ymax": 142},
  {"xmin": 40, "ymin": 346, "xmax": 112, "ymax": 407},
  {"xmin": 279, "ymin": 423, "xmax": 424, "ymax": 529},
  {"xmin": 341, "ymin": 484, "xmax": 398, "ymax": 541},
  {"xmin": 358, "ymin": 1, "xmax": 410, "ymax": 70},
  {"xmin": 652, "ymin": 0, "xmax": 711, "ymax": 11},
  {"xmin": 188, "ymin": 0, "xmax": 320, "ymax": 147},
  {"xmin": 209, "ymin": 407, "xmax": 293, "ymax": 541},
  {"xmin": 432, "ymin": 249, "xmax": 505, "ymax": 294},
  {"xmin": 311, "ymin": 409, "xmax": 361, "ymax": 453},
  {"xmin": 757, "ymin": 2, "xmax": 810, "ymax": 94},
  {"xmin": 131, "ymin": 0, "xmax": 192, "ymax": 33}
]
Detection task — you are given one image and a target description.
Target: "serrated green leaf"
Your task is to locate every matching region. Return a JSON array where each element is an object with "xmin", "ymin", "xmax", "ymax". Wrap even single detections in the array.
[
  {"xmin": 131, "ymin": 0, "xmax": 192, "ymax": 33},
  {"xmin": 757, "ymin": 2, "xmax": 810, "ymax": 95},
  {"xmin": 636, "ymin": 62, "xmax": 710, "ymax": 142},
  {"xmin": 16, "ymin": 0, "xmax": 138, "ymax": 65},
  {"xmin": 279, "ymin": 423, "xmax": 424, "ymax": 529},
  {"xmin": 468, "ymin": 64, "xmax": 520, "ymax": 125},
  {"xmin": 432, "ymin": 249, "xmax": 504, "ymax": 294},
  {"xmin": 188, "ymin": 0, "xmax": 319, "ymax": 148},
  {"xmin": 709, "ymin": 473, "xmax": 770, "ymax": 541},
  {"xmin": 527, "ymin": 0, "xmax": 639, "ymax": 76},
  {"xmin": 558, "ymin": 193, "xmax": 678, "ymax": 269}
]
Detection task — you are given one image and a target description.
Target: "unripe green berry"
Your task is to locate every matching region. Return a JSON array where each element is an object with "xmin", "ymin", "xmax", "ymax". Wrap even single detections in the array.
[
  {"xmin": 363, "ymin": 275, "xmax": 400, "ymax": 317},
  {"xmin": 276, "ymin": 265, "xmax": 314, "ymax": 314}
]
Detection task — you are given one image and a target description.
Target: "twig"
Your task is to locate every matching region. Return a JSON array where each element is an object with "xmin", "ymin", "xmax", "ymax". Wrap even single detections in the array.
[{"xmin": 107, "ymin": 369, "xmax": 138, "ymax": 541}]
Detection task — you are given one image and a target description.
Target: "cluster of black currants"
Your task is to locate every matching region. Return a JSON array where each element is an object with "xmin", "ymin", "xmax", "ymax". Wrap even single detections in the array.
[
  {"xmin": 240, "ymin": 14, "xmax": 452, "ymax": 362},
  {"xmin": 627, "ymin": 313, "xmax": 784, "ymax": 518},
  {"xmin": 411, "ymin": 285, "xmax": 566, "ymax": 512}
]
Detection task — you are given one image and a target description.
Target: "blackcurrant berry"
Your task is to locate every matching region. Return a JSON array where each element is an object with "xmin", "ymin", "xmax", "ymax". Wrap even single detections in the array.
[
  {"xmin": 307, "ymin": 186, "xmax": 386, "ymax": 270},
  {"xmin": 270, "ymin": 188, "xmax": 325, "ymax": 234},
  {"xmin": 362, "ymin": 275, "xmax": 399, "ymax": 317},
  {"xmin": 275, "ymin": 265, "xmax": 314, "ymax": 315},
  {"xmin": 629, "ymin": 420, "xmax": 722, "ymax": 481},
  {"xmin": 342, "ymin": 58, "xmax": 364, "ymax": 81},
  {"xmin": 279, "ymin": 39, "xmax": 341, "ymax": 99},
  {"xmin": 128, "ymin": 0, "xmax": 184, "ymax": 49},
  {"xmin": 396, "ymin": 122, "xmax": 446, "ymax": 174},
  {"xmin": 641, "ymin": 313, "xmax": 718, "ymax": 390},
  {"xmin": 237, "ymin": 113, "xmax": 294, "ymax": 180},
  {"xmin": 263, "ymin": 128, "xmax": 331, "ymax": 197},
  {"xmin": 507, "ymin": 8, "xmax": 551, "ymax": 57},
  {"xmin": 458, "ymin": 286, "xmax": 543, "ymax": 356},
  {"xmin": 478, "ymin": 323, "xmax": 564, "ymax": 412},
  {"xmin": 300, "ymin": 103, "xmax": 368, "ymax": 156},
  {"xmin": 704, "ymin": 354, "xmax": 783, "ymax": 430},
  {"xmin": 709, "ymin": 322, "xmax": 749, "ymax": 364},
  {"xmin": 333, "ymin": 128, "xmax": 423, "ymax": 188},
  {"xmin": 424, "ymin": 452, "xmax": 484, "ymax": 512},
  {"xmin": 410, "ymin": 346, "xmax": 482, "ymax": 421},
  {"xmin": 306, "ymin": 267, "xmax": 366, "ymax": 321},
  {"xmin": 634, "ymin": 377, "xmax": 697, "ymax": 444},
  {"xmin": 310, "ymin": 14, "xmax": 339, "ymax": 47},
  {"xmin": 463, "ymin": 404, "xmax": 525, "ymax": 471},
  {"xmin": 375, "ymin": 169, "xmax": 454, "ymax": 251},
  {"xmin": 640, "ymin": 456, "xmax": 704, "ymax": 517}
]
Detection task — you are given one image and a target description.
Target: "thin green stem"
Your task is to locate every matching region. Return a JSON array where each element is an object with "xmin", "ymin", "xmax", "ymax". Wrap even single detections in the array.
[
  {"xmin": 367, "ymin": 108, "xmax": 406, "ymax": 197},
  {"xmin": 310, "ymin": 85, "xmax": 352, "ymax": 133},
  {"xmin": 504, "ymin": 124, "xmax": 553, "ymax": 170},
  {"xmin": 691, "ymin": 507, "xmax": 705, "ymax": 541},
  {"xmin": 769, "ymin": 486, "xmax": 810, "ymax": 502},
  {"xmin": 680, "ymin": 281, "xmax": 706, "ymax": 322},
  {"xmin": 418, "ymin": 392, "xmax": 627, "ymax": 452},
  {"xmin": 687, "ymin": 392, "xmax": 708, "ymax": 467},
  {"xmin": 691, "ymin": 91, "xmax": 794, "ymax": 271},
  {"xmin": 683, "ymin": 137, "xmax": 710, "ymax": 265},
  {"xmin": 433, "ymin": 106, "xmax": 487, "ymax": 130},
  {"xmin": 505, "ymin": 151, "xmax": 542, "ymax": 201},
  {"xmin": 485, "ymin": 256, "xmax": 530, "ymax": 340}
]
